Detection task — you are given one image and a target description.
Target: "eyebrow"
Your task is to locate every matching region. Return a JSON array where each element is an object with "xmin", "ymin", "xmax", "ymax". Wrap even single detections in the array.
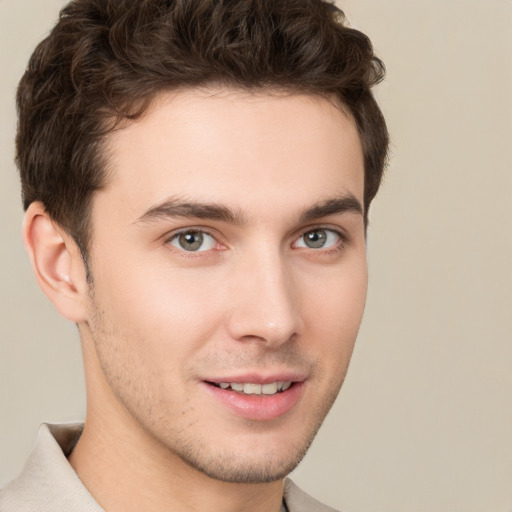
[
  {"xmin": 135, "ymin": 193, "xmax": 363, "ymax": 226},
  {"xmin": 135, "ymin": 197, "xmax": 248, "ymax": 225},
  {"xmin": 299, "ymin": 194, "xmax": 363, "ymax": 222}
]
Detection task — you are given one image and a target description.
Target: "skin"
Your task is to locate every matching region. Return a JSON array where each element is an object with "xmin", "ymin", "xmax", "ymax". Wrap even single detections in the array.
[{"xmin": 25, "ymin": 88, "xmax": 367, "ymax": 512}]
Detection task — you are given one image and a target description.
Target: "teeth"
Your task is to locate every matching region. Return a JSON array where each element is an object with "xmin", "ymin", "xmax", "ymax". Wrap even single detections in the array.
[
  {"xmin": 215, "ymin": 381, "xmax": 292, "ymax": 395},
  {"xmin": 244, "ymin": 383, "xmax": 262, "ymax": 394},
  {"xmin": 262, "ymin": 382, "xmax": 278, "ymax": 395}
]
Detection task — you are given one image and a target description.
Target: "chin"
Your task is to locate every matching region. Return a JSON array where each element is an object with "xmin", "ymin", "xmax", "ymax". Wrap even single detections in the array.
[
  {"xmin": 167, "ymin": 421, "xmax": 321, "ymax": 484},
  {"xmin": 180, "ymin": 446, "xmax": 310, "ymax": 484}
]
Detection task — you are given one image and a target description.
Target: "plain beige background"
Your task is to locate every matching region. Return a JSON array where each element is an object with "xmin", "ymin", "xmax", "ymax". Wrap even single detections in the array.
[{"xmin": 1, "ymin": 1, "xmax": 511, "ymax": 510}]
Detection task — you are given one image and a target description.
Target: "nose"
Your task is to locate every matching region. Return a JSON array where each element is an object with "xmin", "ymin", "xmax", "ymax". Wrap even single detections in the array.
[{"xmin": 225, "ymin": 251, "xmax": 303, "ymax": 347}]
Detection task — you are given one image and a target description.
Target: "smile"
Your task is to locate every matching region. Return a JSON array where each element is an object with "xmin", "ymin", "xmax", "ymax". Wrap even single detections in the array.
[
  {"xmin": 210, "ymin": 381, "xmax": 293, "ymax": 395},
  {"xmin": 204, "ymin": 378, "xmax": 305, "ymax": 420}
]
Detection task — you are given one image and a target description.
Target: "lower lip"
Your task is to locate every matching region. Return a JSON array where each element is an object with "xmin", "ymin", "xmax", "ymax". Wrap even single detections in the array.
[{"xmin": 203, "ymin": 382, "xmax": 305, "ymax": 421}]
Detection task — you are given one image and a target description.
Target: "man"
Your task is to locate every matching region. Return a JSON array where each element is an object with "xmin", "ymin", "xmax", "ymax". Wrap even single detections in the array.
[{"xmin": 0, "ymin": 0, "xmax": 388, "ymax": 510}]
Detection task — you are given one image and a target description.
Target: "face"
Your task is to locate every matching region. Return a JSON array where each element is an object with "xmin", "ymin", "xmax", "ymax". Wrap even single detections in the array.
[{"xmin": 81, "ymin": 89, "xmax": 367, "ymax": 483}]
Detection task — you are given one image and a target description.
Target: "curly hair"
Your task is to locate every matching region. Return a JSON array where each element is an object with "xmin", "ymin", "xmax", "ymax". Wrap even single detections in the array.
[{"xmin": 16, "ymin": 0, "xmax": 389, "ymax": 257}]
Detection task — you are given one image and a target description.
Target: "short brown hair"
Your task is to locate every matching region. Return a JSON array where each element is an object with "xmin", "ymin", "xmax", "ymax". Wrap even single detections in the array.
[{"xmin": 16, "ymin": 0, "xmax": 389, "ymax": 257}]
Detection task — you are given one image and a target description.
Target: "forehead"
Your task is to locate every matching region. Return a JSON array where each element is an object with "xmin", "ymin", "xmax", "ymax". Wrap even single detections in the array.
[{"xmin": 96, "ymin": 88, "xmax": 364, "ymax": 223}]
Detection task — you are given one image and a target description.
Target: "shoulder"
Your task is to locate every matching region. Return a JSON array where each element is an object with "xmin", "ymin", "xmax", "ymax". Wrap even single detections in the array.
[
  {"xmin": 284, "ymin": 478, "xmax": 341, "ymax": 512},
  {"xmin": 0, "ymin": 423, "xmax": 102, "ymax": 512}
]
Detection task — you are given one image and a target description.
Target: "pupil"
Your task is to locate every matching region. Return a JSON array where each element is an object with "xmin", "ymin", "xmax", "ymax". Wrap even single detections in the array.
[
  {"xmin": 305, "ymin": 229, "xmax": 326, "ymax": 248},
  {"xmin": 179, "ymin": 231, "xmax": 203, "ymax": 251}
]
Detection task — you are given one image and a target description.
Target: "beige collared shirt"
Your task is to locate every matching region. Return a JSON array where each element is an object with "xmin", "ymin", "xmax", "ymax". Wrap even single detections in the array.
[{"xmin": 0, "ymin": 423, "xmax": 339, "ymax": 512}]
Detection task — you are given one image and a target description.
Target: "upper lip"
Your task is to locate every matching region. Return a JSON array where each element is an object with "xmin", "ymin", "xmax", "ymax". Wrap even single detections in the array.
[{"xmin": 204, "ymin": 372, "xmax": 307, "ymax": 385}]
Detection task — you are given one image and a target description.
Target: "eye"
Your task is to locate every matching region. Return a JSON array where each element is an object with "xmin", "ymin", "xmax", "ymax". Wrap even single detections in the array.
[
  {"xmin": 168, "ymin": 230, "xmax": 217, "ymax": 252},
  {"xmin": 295, "ymin": 228, "xmax": 342, "ymax": 249}
]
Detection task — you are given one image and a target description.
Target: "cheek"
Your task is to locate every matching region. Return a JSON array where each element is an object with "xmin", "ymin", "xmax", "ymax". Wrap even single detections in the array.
[
  {"xmin": 85, "ymin": 259, "xmax": 230, "ymax": 420},
  {"xmin": 300, "ymin": 257, "xmax": 367, "ymax": 359},
  {"xmin": 91, "ymin": 257, "xmax": 227, "ymax": 359},
  {"xmin": 305, "ymin": 254, "xmax": 367, "ymax": 318}
]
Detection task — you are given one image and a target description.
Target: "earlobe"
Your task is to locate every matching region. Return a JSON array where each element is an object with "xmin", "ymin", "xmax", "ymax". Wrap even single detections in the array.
[{"xmin": 23, "ymin": 202, "xmax": 88, "ymax": 323}]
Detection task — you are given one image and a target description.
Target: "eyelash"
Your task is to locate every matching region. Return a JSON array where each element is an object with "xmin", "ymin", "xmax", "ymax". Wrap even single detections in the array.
[{"xmin": 164, "ymin": 225, "xmax": 349, "ymax": 257}]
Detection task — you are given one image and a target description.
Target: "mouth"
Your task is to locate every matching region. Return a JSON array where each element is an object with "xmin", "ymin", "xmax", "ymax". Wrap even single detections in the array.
[
  {"xmin": 204, "ymin": 378, "xmax": 304, "ymax": 420},
  {"xmin": 207, "ymin": 381, "xmax": 293, "ymax": 396}
]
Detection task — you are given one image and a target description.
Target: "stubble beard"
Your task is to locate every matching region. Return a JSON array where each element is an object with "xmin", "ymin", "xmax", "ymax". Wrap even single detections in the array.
[
  {"xmin": 85, "ymin": 283, "xmax": 347, "ymax": 485},
  {"xmin": 168, "ymin": 386, "xmax": 343, "ymax": 484}
]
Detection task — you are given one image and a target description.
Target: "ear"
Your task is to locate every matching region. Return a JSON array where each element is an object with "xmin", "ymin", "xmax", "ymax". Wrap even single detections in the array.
[{"xmin": 23, "ymin": 202, "xmax": 89, "ymax": 323}]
